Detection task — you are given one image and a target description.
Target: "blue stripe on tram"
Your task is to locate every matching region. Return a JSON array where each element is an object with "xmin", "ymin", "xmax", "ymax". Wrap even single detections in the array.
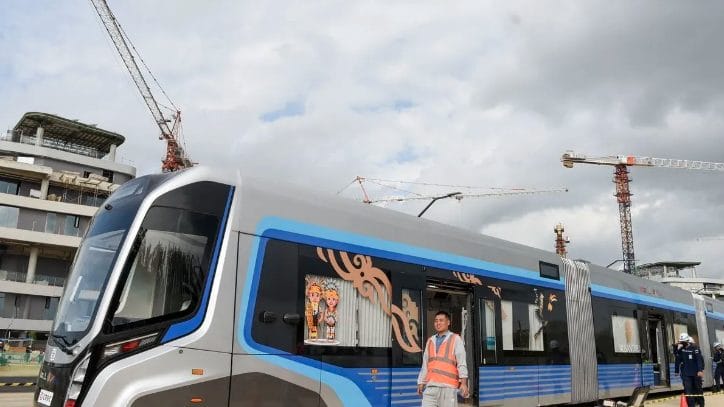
[
  {"xmin": 389, "ymin": 368, "xmax": 422, "ymax": 406},
  {"xmin": 478, "ymin": 365, "xmax": 571, "ymax": 402},
  {"xmin": 598, "ymin": 364, "xmax": 646, "ymax": 391}
]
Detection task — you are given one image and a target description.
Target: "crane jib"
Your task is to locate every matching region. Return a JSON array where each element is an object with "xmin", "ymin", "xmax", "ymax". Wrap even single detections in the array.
[{"xmin": 90, "ymin": 0, "xmax": 193, "ymax": 172}]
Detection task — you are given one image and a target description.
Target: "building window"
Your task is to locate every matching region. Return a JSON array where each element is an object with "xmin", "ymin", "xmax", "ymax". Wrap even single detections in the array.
[
  {"xmin": 83, "ymin": 195, "xmax": 105, "ymax": 207},
  {"xmin": 102, "ymin": 170, "xmax": 114, "ymax": 183},
  {"xmin": 0, "ymin": 205, "xmax": 19, "ymax": 228},
  {"xmin": 45, "ymin": 213, "xmax": 57, "ymax": 233},
  {"xmin": 0, "ymin": 179, "xmax": 19, "ymax": 195},
  {"xmin": 63, "ymin": 215, "xmax": 80, "ymax": 236}
]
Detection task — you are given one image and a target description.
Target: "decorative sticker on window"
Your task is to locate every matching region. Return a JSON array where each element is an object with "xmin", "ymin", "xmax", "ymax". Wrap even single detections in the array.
[
  {"xmin": 401, "ymin": 290, "xmax": 420, "ymax": 333},
  {"xmin": 453, "ymin": 272, "xmax": 482, "ymax": 285},
  {"xmin": 304, "ymin": 276, "xmax": 342, "ymax": 346},
  {"xmin": 533, "ymin": 288, "xmax": 558, "ymax": 340},
  {"xmin": 316, "ymin": 247, "xmax": 422, "ymax": 353},
  {"xmin": 612, "ymin": 315, "xmax": 641, "ymax": 353}
]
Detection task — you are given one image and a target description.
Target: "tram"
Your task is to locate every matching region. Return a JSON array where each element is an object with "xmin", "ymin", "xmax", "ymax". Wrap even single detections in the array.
[{"xmin": 34, "ymin": 166, "xmax": 724, "ymax": 406}]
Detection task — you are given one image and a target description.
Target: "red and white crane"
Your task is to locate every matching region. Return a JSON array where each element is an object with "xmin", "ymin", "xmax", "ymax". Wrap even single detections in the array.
[
  {"xmin": 562, "ymin": 150, "xmax": 724, "ymax": 274},
  {"xmin": 90, "ymin": 0, "xmax": 192, "ymax": 172}
]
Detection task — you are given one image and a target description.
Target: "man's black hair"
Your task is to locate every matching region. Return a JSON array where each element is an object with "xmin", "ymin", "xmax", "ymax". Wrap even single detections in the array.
[{"xmin": 435, "ymin": 310, "xmax": 451, "ymax": 320}]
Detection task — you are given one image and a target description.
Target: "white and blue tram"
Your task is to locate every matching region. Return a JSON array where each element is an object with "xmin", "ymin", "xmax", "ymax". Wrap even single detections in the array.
[{"xmin": 34, "ymin": 167, "xmax": 724, "ymax": 406}]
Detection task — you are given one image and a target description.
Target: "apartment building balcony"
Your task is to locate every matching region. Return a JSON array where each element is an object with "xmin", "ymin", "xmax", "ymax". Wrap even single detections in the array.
[
  {"xmin": 0, "ymin": 190, "xmax": 97, "ymax": 218},
  {"xmin": 0, "ymin": 317, "xmax": 53, "ymax": 332},
  {"xmin": 0, "ymin": 274, "xmax": 64, "ymax": 297},
  {"xmin": 0, "ymin": 226, "xmax": 81, "ymax": 248}
]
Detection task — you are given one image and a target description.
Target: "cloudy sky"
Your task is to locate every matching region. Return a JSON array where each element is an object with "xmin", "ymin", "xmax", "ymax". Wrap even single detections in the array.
[{"xmin": 1, "ymin": 1, "xmax": 723, "ymax": 276}]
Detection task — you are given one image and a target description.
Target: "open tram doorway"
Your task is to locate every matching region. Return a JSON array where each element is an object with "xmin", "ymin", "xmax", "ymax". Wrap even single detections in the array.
[
  {"xmin": 646, "ymin": 315, "xmax": 668, "ymax": 387},
  {"xmin": 425, "ymin": 281, "xmax": 476, "ymax": 406}
]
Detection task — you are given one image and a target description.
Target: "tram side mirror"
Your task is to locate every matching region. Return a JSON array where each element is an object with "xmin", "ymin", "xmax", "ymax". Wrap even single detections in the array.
[
  {"xmin": 259, "ymin": 311, "xmax": 277, "ymax": 323},
  {"xmin": 283, "ymin": 313, "xmax": 301, "ymax": 325}
]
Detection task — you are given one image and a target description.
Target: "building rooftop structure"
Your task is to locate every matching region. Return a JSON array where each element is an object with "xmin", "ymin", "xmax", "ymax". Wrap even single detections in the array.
[
  {"xmin": 636, "ymin": 261, "xmax": 702, "ymax": 279},
  {"xmin": 0, "ymin": 111, "xmax": 136, "ymax": 344},
  {"xmin": 637, "ymin": 261, "xmax": 723, "ymax": 300},
  {"xmin": 6, "ymin": 112, "xmax": 125, "ymax": 160}
]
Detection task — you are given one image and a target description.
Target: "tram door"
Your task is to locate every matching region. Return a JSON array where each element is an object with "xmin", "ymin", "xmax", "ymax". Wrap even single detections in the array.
[
  {"xmin": 645, "ymin": 315, "xmax": 668, "ymax": 386},
  {"xmin": 424, "ymin": 281, "xmax": 477, "ymax": 406},
  {"xmin": 474, "ymin": 284, "xmax": 502, "ymax": 406}
]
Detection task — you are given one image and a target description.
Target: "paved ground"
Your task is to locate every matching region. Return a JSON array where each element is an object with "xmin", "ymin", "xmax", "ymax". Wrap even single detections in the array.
[
  {"xmin": 0, "ymin": 392, "xmax": 33, "ymax": 407},
  {"xmin": 644, "ymin": 391, "xmax": 724, "ymax": 406},
  {"xmin": 0, "ymin": 365, "xmax": 41, "ymax": 378},
  {"xmin": 1, "ymin": 390, "xmax": 722, "ymax": 406}
]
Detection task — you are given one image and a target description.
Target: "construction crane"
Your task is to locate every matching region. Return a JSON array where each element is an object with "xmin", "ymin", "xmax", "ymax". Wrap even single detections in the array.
[
  {"xmin": 340, "ymin": 176, "xmax": 568, "ymax": 217},
  {"xmin": 554, "ymin": 223, "xmax": 569, "ymax": 258},
  {"xmin": 562, "ymin": 150, "xmax": 724, "ymax": 274},
  {"xmin": 90, "ymin": 0, "xmax": 192, "ymax": 172}
]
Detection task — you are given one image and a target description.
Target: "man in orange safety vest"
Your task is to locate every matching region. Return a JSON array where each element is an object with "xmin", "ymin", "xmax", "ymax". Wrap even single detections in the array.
[{"xmin": 417, "ymin": 310, "xmax": 469, "ymax": 407}]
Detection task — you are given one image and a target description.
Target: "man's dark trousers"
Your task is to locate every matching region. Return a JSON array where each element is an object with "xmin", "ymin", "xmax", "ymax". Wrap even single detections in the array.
[
  {"xmin": 715, "ymin": 363, "xmax": 724, "ymax": 391},
  {"xmin": 682, "ymin": 375, "xmax": 705, "ymax": 407}
]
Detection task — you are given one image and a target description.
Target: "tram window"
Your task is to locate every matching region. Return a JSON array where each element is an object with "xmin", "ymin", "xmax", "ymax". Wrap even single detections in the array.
[
  {"xmin": 401, "ymin": 288, "xmax": 423, "ymax": 365},
  {"xmin": 716, "ymin": 329, "xmax": 724, "ymax": 345},
  {"xmin": 111, "ymin": 206, "xmax": 219, "ymax": 328},
  {"xmin": 501, "ymin": 300, "xmax": 544, "ymax": 351},
  {"xmin": 539, "ymin": 261, "xmax": 560, "ymax": 280},
  {"xmin": 479, "ymin": 299, "xmax": 497, "ymax": 363},
  {"xmin": 611, "ymin": 315, "xmax": 641, "ymax": 353},
  {"xmin": 303, "ymin": 273, "xmax": 391, "ymax": 348},
  {"xmin": 673, "ymin": 323, "xmax": 688, "ymax": 342}
]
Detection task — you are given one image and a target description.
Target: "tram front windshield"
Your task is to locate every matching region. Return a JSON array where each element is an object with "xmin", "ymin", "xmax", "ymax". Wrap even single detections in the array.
[{"xmin": 50, "ymin": 176, "xmax": 162, "ymax": 350}]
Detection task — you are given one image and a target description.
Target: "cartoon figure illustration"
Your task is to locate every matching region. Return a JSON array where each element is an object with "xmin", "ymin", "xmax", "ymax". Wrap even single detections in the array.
[
  {"xmin": 323, "ymin": 280, "xmax": 340, "ymax": 341},
  {"xmin": 305, "ymin": 279, "xmax": 323, "ymax": 340}
]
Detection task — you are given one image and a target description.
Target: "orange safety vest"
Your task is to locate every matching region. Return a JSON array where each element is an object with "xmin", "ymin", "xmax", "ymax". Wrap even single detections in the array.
[{"xmin": 425, "ymin": 334, "xmax": 460, "ymax": 388}]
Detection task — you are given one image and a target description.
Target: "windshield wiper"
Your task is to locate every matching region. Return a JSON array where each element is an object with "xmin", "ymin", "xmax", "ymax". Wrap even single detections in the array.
[{"xmin": 50, "ymin": 334, "xmax": 74, "ymax": 354}]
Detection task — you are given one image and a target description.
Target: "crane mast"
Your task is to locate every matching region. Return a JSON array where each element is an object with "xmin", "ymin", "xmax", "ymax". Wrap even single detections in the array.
[
  {"xmin": 562, "ymin": 150, "xmax": 724, "ymax": 274},
  {"xmin": 554, "ymin": 223, "xmax": 569, "ymax": 258},
  {"xmin": 613, "ymin": 164, "xmax": 635, "ymax": 274},
  {"xmin": 90, "ymin": 0, "xmax": 192, "ymax": 172}
]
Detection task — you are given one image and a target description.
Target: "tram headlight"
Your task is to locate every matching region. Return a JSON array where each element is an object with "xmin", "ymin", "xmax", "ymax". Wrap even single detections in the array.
[
  {"xmin": 101, "ymin": 332, "xmax": 158, "ymax": 361},
  {"xmin": 68, "ymin": 382, "xmax": 82, "ymax": 400}
]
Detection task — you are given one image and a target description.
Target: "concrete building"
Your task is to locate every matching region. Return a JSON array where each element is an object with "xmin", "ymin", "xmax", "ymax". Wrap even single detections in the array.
[
  {"xmin": 0, "ymin": 112, "xmax": 135, "ymax": 340},
  {"xmin": 636, "ymin": 261, "xmax": 724, "ymax": 300}
]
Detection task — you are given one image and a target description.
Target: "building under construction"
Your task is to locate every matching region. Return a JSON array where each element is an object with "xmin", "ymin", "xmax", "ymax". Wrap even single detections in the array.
[
  {"xmin": 0, "ymin": 112, "xmax": 135, "ymax": 341},
  {"xmin": 636, "ymin": 261, "xmax": 724, "ymax": 300}
]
